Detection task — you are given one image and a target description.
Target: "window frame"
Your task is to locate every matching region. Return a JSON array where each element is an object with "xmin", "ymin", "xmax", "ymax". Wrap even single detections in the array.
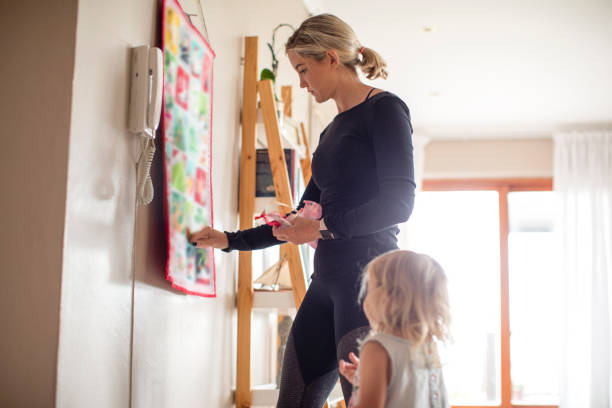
[{"xmin": 421, "ymin": 178, "xmax": 556, "ymax": 408}]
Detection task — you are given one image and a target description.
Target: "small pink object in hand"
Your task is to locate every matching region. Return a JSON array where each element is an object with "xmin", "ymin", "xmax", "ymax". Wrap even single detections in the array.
[
  {"xmin": 298, "ymin": 200, "xmax": 322, "ymax": 249},
  {"xmin": 254, "ymin": 211, "xmax": 292, "ymax": 228},
  {"xmin": 299, "ymin": 200, "xmax": 322, "ymax": 220}
]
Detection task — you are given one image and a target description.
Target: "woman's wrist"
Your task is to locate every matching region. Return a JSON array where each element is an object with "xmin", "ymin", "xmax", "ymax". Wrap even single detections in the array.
[
  {"xmin": 319, "ymin": 218, "xmax": 335, "ymax": 240},
  {"xmin": 221, "ymin": 231, "xmax": 229, "ymax": 249}
]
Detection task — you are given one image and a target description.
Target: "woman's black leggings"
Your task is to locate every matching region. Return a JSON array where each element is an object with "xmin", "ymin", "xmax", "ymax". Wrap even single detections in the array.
[{"xmin": 276, "ymin": 274, "xmax": 370, "ymax": 407}]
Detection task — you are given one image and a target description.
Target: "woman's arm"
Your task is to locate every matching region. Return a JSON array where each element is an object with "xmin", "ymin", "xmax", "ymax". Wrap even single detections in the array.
[
  {"xmin": 322, "ymin": 96, "xmax": 416, "ymax": 239},
  {"xmin": 221, "ymin": 224, "xmax": 281, "ymax": 251},
  {"xmin": 207, "ymin": 179, "xmax": 322, "ymax": 251},
  {"xmin": 354, "ymin": 341, "xmax": 391, "ymax": 408}
]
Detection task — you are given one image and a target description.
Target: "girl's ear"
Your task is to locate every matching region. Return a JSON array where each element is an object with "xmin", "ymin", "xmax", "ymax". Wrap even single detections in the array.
[{"xmin": 381, "ymin": 291, "xmax": 391, "ymax": 307}]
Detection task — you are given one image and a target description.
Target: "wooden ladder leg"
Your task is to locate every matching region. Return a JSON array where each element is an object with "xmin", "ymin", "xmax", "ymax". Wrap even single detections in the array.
[
  {"xmin": 258, "ymin": 79, "xmax": 308, "ymax": 311},
  {"xmin": 236, "ymin": 35, "xmax": 258, "ymax": 408},
  {"xmin": 236, "ymin": 252, "xmax": 253, "ymax": 408}
]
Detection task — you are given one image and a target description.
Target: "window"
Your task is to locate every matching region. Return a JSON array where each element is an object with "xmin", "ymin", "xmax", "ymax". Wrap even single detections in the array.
[
  {"xmin": 507, "ymin": 191, "xmax": 560, "ymax": 405},
  {"xmin": 401, "ymin": 179, "xmax": 559, "ymax": 408}
]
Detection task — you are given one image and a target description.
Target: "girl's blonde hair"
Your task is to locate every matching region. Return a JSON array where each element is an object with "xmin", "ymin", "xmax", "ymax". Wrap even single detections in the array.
[
  {"xmin": 362, "ymin": 250, "xmax": 451, "ymax": 349},
  {"xmin": 285, "ymin": 14, "xmax": 388, "ymax": 80}
]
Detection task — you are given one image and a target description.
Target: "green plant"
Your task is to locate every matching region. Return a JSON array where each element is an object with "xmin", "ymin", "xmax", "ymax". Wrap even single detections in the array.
[{"xmin": 260, "ymin": 67, "xmax": 276, "ymax": 82}]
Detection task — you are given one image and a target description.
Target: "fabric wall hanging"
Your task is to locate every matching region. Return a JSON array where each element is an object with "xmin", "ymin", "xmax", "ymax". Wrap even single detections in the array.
[{"xmin": 162, "ymin": 0, "xmax": 216, "ymax": 297}]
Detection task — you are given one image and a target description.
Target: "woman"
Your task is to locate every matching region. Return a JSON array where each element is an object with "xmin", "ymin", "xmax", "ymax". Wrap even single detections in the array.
[{"xmin": 190, "ymin": 14, "xmax": 415, "ymax": 407}]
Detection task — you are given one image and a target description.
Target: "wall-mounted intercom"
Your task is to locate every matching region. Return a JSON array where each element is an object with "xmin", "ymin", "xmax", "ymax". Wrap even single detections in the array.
[{"xmin": 128, "ymin": 45, "xmax": 163, "ymax": 205}]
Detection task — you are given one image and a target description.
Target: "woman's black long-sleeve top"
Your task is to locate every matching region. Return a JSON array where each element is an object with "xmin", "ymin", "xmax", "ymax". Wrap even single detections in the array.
[{"xmin": 223, "ymin": 92, "xmax": 415, "ymax": 278}]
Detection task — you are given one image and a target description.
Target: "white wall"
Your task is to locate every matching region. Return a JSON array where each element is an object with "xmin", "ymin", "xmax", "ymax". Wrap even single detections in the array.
[
  {"xmin": 424, "ymin": 138, "xmax": 553, "ymax": 179},
  {"xmin": 56, "ymin": 1, "xmax": 158, "ymax": 407}
]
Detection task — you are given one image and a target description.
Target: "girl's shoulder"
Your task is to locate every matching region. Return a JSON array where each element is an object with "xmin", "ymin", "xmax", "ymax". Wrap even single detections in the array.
[
  {"xmin": 365, "ymin": 331, "xmax": 410, "ymax": 342},
  {"xmin": 363, "ymin": 332, "xmax": 439, "ymax": 366},
  {"xmin": 362, "ymin": 332, "xmax": 412, "ymax": 353}
]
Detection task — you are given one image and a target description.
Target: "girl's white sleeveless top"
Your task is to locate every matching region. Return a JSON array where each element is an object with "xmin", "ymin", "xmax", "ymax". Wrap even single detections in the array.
[{"xmin": 354, "ymin": 332, "xmax": 449, "ymax": 408}]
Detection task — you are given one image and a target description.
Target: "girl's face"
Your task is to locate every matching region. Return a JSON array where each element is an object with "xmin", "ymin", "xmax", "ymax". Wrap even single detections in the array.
[
  {"xmin": 287, "ymin": 49, "xmax": 336, "ymax": 103},
  {"xmin": 363, "ymin": 270, "xmax": 386, "ymax": 327}
]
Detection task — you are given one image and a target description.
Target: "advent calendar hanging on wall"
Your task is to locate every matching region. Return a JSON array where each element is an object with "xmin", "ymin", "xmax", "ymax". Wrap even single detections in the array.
[{"xmin": 162, "ymin": 0, "xmax": 216, "ymax": 297}]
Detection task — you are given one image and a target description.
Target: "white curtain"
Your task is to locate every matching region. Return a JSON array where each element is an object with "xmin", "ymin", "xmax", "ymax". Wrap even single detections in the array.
[{"xmin": 554, "ymin": 131, "xmax": 612, "ymax": 408}]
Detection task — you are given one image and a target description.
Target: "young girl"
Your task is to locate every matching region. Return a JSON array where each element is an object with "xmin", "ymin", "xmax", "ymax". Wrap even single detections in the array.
[{"xmin": 339, "ymin": 250, "xmax": 451, "ymax": 408}]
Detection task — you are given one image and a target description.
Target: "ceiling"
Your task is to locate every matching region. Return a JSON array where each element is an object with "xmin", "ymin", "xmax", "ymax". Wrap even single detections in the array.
[{"xmin": 302, "ymin": 0, "xmax": 612, "ymax": 139}]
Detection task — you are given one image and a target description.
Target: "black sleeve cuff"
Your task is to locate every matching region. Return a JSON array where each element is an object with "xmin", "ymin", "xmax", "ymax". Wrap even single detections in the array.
[{"xmin": 221, "ymin": 225, "xmax": 283, "ymax": 252}]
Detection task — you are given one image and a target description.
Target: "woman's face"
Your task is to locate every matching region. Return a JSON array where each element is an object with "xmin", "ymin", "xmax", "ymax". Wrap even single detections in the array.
[{"xmin": 287, "ymin": 49, "xmax": 335, "ymax": 103}]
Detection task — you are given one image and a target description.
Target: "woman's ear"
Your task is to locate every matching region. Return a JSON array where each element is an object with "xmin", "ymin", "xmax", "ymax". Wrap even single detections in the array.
[{"xmin": 326, "ymin": 50, "xmax": 340, "ymax": 70}]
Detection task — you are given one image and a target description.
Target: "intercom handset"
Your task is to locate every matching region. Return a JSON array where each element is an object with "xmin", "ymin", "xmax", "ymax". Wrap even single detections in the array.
[{"xmin": 129, "ymin": 45, "xmax": 163, "ymax": 205}]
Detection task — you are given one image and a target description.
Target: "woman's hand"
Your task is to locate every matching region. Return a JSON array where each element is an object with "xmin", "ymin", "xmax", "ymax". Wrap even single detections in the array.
[
  {"xmin": 272, "ymin": 215, "xmax": 320, "ymax": 245},
  {"xmin": 188, "ymin": 227, "xmax": 229, "ymax": 249},
  {"xmin": 339, "ymin": 352, "xmax": 360, "ymax": 385}
]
